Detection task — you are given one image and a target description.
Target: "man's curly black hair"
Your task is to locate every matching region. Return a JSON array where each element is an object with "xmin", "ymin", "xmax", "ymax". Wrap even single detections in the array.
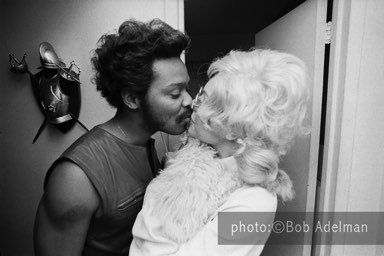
[{"xmin": 91, "ymin": 19, "xmax": 190, "ymax": 108}]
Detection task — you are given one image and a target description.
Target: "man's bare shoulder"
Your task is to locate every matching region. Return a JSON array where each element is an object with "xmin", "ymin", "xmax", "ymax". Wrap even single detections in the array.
[{"xmin": 43, "ymin": 161, "xmax": 100, "ymax": 221}]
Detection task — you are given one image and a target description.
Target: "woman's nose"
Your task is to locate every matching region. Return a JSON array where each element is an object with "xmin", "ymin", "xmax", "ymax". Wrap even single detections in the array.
[{"xmin": 191, "ymin": 111, "xmax": 196, "ymax": 122}]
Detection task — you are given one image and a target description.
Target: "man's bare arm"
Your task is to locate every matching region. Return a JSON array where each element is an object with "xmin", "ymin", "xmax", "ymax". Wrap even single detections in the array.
[{"xmin": 34, "ymin": 161, "xmax": 100, "ymax": 256}]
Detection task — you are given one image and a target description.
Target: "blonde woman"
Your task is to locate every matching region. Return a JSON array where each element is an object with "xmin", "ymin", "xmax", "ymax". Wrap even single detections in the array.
[{"xmin": 130, "ymin": 48, "xmax": 309, "ymax": 256}]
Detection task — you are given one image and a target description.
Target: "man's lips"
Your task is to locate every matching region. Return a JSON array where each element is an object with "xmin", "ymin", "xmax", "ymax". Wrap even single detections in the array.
[
  {"xmin": 180, "ymin": 116, "xmax": 191, "ymax": 124},
  {"xmin": 177, "ymin": 110, "xmax": 192, "ymax": 123}
]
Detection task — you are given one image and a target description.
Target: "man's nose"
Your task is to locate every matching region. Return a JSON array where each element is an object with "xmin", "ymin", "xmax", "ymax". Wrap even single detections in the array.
[{"xmin": 182, "ymin": 90, "xmax": 193, "ymax": 108}]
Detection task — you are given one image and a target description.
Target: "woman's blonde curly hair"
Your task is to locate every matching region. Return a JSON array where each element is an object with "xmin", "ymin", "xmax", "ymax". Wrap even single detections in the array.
[{"xmin": 196, "ymin": 48, "xmax": 310, "ymax": 202}]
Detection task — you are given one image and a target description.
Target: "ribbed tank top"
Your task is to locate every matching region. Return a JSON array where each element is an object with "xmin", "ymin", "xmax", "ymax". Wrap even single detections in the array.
[{"xmin": 45, "ymin": 126, "xmax": 160, "ymax": 255}]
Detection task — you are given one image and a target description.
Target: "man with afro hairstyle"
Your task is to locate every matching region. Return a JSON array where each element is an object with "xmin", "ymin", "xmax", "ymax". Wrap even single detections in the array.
[{"xmin": 34, "ymin": 19, "xmax": 192, "ymax": 256}]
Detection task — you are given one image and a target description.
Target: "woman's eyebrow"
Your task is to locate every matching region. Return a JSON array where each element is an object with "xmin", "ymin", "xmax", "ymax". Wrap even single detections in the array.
[{"xmin": 200, "ymin": 90, "xmax": 208, "ymax": 98}]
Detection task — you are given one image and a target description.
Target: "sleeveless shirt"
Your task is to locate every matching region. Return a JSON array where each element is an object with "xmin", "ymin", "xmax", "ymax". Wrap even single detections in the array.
[{"xmin": 44, "ymin": 126, "xmax": 161, "ymax": 255}]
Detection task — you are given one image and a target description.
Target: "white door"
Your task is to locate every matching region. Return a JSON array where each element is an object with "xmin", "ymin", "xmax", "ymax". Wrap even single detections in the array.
[{"xmin": 254, "ymin": 0, "xmax": 328, "ymax": 255}]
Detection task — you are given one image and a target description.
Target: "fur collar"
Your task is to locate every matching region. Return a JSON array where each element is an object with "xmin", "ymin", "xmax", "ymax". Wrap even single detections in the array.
[{"xmin": 145, "ymin": 138, "xmax": 242, "ymax": 243}]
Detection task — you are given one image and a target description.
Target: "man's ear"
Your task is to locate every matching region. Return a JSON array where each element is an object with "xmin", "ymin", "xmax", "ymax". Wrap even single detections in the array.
[{"xmin": 121, "ymin": 88, "xmax": 140, "ymax": 110}]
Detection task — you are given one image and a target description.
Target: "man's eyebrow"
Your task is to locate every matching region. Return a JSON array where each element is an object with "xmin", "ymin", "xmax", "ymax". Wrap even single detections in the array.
[{"xmin": 167, "ymin": 82, "xmax": 189, "ymax": 89}]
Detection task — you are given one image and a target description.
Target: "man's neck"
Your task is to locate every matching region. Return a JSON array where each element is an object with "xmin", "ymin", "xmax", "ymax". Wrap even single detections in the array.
[{"xmin": 103, "ymin": 110, "xmax": 154, "ymax": 147}]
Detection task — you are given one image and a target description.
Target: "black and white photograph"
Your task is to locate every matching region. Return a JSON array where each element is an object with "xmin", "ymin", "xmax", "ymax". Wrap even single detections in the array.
[{"xmin": 1, "ymin": 0, "xmax": 383, "ymax": 255}]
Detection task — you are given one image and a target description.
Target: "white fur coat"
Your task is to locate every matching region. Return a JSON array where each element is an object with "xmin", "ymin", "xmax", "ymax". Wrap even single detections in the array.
[{"xmin": 144, "ymin": 138, "xmax": 242, "ymax": 244}]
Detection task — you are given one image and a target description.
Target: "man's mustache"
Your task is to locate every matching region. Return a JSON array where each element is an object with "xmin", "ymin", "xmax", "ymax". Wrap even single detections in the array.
[{"xmin": 177, "ymin": 108, "xmax": 193, "ymax": 122}]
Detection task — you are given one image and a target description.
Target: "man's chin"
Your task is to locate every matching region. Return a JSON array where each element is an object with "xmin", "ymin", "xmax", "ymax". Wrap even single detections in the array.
[{"xmin": 161, "ymin": 124, "xmax": 188, "ymax": 136}]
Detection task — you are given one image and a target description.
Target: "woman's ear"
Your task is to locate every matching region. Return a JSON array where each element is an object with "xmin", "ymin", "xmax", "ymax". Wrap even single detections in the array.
[
  {"xmin": 225, "ymin": 132, "xmax": 238, "ymax": 141},
  {"xmin": 121, "ymin": 88, "xmax": 140, "ymax": 110}
]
